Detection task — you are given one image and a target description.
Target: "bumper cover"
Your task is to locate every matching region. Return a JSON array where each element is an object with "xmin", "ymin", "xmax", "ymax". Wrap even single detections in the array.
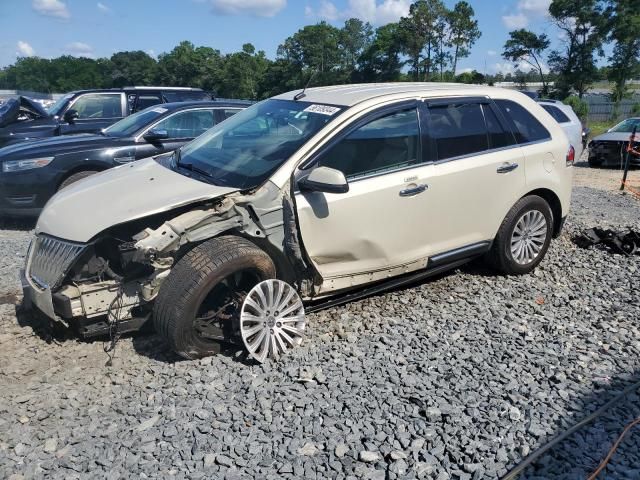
[{"xmin": 20, "ymin": 268, "xmax": 57, "ymax": 320}]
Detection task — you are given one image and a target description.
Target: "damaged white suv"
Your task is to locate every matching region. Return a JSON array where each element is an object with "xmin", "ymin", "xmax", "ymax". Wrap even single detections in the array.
[{"xmin": 22, "ymin": 83, "xmax": 573, "ymax": 362}]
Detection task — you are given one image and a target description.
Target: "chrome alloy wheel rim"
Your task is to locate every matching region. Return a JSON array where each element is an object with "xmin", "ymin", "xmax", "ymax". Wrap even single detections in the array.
[
  {"xmin": 510, "ymin": 210, "xmax": 548, "ymax": 265},
  {"xmin": 240, "ymin": 279, "xmax": 305, "ymax": 363}
]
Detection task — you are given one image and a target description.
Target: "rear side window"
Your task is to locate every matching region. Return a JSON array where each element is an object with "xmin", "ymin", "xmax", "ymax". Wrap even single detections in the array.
[
  {"xmin": 135, "ymin": 94, "xmax": 162, "ymax": 112},
  {"xmin": 495, "ymin": 99, "xmax": 551, "ymax": 144},
  {"xmin": 162, "ymin": 91, "xmax": 210, "ymax": 102},
  {"xmin": 318, "ymin": 108, "xmax": 420, "ymax": 180},
  {"xmin": 540, "ymin": 104, "xmax": 570, "ymax": 123},
  {"xmin": 483, "ymin": 105, "xmax": 516, "ymax": 149}
]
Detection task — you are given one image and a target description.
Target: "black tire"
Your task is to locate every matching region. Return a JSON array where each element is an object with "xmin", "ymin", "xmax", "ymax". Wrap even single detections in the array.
[
  {"xmin": 153, "ymin": 235, "xmax": 276, "ymax": 359},
  {"xmin": 487, "ymin": 195, "xmax": 553, "ymax": 275},
  {"xmin": 58, "ymin": 170, "xmax": 98, "ymax": 190}
]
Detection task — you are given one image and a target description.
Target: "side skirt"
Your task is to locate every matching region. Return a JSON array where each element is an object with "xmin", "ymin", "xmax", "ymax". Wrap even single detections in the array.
[{"xmin": 306, "ymin": 241, "xmax": 491, "ymax": 313}]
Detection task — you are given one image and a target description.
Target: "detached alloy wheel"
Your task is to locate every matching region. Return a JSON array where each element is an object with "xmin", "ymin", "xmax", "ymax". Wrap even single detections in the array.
[
  {"xmin": 488, "ymin": 195, "xmax": 553, "ymax": 275},
  {"xmin": 153, "ymin": 236, "xmax": 276, "ymax": 359}
]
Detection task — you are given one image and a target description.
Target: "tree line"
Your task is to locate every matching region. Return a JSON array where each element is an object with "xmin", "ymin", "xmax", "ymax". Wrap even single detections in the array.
[
  {"xmin": 502, "ymin": 0, "xmax": 639, "ymax": 101},
  {"xmin": 0, "ymin": 0, "xmax": 637, "ymax": 102}
]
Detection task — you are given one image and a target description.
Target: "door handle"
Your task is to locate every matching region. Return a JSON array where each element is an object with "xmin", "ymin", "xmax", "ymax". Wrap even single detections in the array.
[
  {"xmin": 399, "ymin": 184, "xmax": 428, "ymax": 197},
  {"xmin": 497, "ymin": 162, "xmax": 519, "ymax": 173}
]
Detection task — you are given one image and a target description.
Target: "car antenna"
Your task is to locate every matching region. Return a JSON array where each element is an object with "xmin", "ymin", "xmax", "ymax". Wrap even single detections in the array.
[{"xmin": 294, "ymin": 71, "xmax": 317, "ymax": 101}]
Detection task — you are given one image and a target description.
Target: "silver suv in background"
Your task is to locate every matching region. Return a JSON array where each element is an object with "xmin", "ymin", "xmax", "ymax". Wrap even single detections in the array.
[
  {"xmin": 21, "ymin": 84, "xmax": 573, "ymax": 362},
  {"xmin": 537, "ymin": 99, "xmax": 584, "ymax": 158}
]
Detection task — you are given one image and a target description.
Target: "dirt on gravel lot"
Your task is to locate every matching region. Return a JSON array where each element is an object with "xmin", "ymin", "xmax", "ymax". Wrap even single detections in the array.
[{"xmin": 0, "ymin": 162, "xmax": 639, "ymax": 480}]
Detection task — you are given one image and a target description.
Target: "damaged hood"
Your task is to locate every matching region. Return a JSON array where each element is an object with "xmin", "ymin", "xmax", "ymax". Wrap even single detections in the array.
[
  {"xmin": 0, "ymin": 96, "xmax": 49, "ymax": 127},
  {"xmin": 36, "ymin": 157, "xmax": 238, "ymax": 242},
  {"xmin": 592, "ymin": 132, "xmax": 637, "ymax": 143}
]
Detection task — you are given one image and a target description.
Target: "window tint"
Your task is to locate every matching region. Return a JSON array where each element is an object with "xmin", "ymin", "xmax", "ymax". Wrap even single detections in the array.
[
  {"xmin": 72, "ymin": 94, "xmax": 122, "ymax": 119},
  {"xmin": 135, "ymin": 94, "xmax": 162, "ymax": 111},
  {"xmin": 483, "ymin": 104, "xmax": 515, "ymax": 149},
  {"xmin": 495, "ymin": 99, "xmax": 551, "ymax": 143},
  {"xmin": 153, "ymin": 110, "xmax": 215, "ymax": 138},
  {"xmin": 429, "ymin": 102, "xmax": 488, "ymax": 160},
  {"xmin": 540, "ymin": 104, "xmax": 570, "ymax": 123},
  {"xmin": 318, "ymin": 108, "xmax": 420, "ymax": 180}
]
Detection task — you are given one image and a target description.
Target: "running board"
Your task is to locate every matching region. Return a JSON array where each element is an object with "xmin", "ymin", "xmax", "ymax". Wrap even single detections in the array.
[{"xmin": 305, "ymin": 257, "xmax": 472, "ymax": 313}]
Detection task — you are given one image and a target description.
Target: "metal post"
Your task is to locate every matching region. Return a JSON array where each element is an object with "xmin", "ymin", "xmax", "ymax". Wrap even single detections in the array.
[{"xmin": 620, "ymin": 126, "xmax": 636, "ymax": 191}]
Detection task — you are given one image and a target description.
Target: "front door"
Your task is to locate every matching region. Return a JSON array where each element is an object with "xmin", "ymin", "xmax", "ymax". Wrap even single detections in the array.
[
  {"xmin": 294, "ymin": 103, "xmax": 437, "ymax": 292},
  {"xmin": 59, "ymin": 93, "xmax": 125, "ymax": 134}
]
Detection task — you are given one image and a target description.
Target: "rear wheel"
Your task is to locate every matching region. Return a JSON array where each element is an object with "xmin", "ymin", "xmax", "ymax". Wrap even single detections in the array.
[
  {"xmin": 58, "ymin": 170, "xmax": 98, "ymax": 190},
  {"xmin": 487, "ymin": 195, "xmax": 553, "ymax": 275},
  {"xmin": 153, "ymin": 236, "xmax": 276, "ymax": 359}
]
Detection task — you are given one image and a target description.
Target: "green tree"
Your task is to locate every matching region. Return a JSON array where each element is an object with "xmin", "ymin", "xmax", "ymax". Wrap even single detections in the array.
[
  {"xmin": 503, "ymin": 29, "xmax": 550, "ymax": 95},
  {"xmin": 339, "ymin": 18, "xmax": 373, "ymax": 73},
  {"xmin": 455, "ymin": 70, "xmax": 485, "ymax": 84},
  {"xmin": 399, "ymin": 0, "xmax": 447, "ymax": 81},
  {"xmin": 109, "ymin": 51, "xmax": 157, "ymax": 87},
  {"xmin": 548, "ymin": 0, "xmax": 609, "ymax": 98},
  {"xmin": 156, "ymin": 41, "xmax": 224, "ymax": 91},
  {"xmin": 605, "ymin": 0, "xmax": 640, "ymax": 103},
  {"xmin": 218, "ymin": 44, "xmax": 270, "ymax": 99},
  {"xmin": 356, "ymin": 23, "xmax": 404, "ymax": 82},
  {"xmin": 448, "ymin": 1, "xmax": 481, "ymax": 77}
]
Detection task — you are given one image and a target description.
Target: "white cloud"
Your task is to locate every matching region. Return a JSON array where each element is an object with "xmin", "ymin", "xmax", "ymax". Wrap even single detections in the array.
[
  {"xmin": 209, "ymin": 0, "xmax": 286, "ymax": 17},
  {"xmin": 487, "ymin": 50, "xmax": 497, "ymax": 56},
  {"xmin": 32, "ymin": 0, "xmax": 70, "ymax": 19},
  {"xmin": 97, "ymin": 2, "xmax": 111, "ymax": 14},
  {"xmin": 307, "ymin": 0, "xmax": 410, "ymax": 25},
  {"xmin": 16, "ymin": 41, "xmax": 36, "ymax": 57},
  {"xmin": 517, "ymin": 0, "xmax": 551, "ymax": 16},
  {"xmin": 65, "ymin": 42, "xmax": 94, "ymax": 57},
  {"xmin": 502, "ymin": 13, "xmax": 528, "ymax": 29}
]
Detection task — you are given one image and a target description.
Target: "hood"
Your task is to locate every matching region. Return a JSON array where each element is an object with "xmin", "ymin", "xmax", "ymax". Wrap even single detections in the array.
[
  {"xmin": 0, "ymin": 97, "xmax": 49, "ymax": 128},
  {"xmin": 36, "ymin": 157, "xmax": 238, "ymax": 242},
  {"xmin": 0, "ymin": 133, "xmax": 108, "ymax": 159},
  {"xmin": 592, "ymin": 132, "xmax": 636, "ymax": 143}
]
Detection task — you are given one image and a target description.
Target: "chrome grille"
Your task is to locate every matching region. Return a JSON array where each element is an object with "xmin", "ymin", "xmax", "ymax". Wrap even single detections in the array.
[{"xmin": 27, "ymin": 235, "xmax": 85, "ymax": 290}]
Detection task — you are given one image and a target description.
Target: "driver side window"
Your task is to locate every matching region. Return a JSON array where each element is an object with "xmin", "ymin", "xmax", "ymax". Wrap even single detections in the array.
[
  {"xmin": 72, "ymin": 94, "xmax": 123, "ymax": 119},
  {"xmin": 318, "ymin": 108, "xmax": 420, "ymax": 180}
]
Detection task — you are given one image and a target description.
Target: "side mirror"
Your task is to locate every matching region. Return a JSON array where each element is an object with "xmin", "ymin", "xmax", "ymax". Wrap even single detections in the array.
[
  {"xmin": 299, "ymin": 166, "xmax": 349, "ymax": 194},
  {"xmin": 143, "ymin": 129, "xmax": 169, "ymax": 142},
  {"xmin": 63, "ymin": 109, "xmax": 78, "ymax": 124}
]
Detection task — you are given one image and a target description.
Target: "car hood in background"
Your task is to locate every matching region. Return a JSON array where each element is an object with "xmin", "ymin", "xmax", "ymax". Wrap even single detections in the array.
[
  {"xmin": 36, "ymin": 157, "xmax": 238, "ymax": 242},
  {"xmin": 0, "ymin": 96, "xmax": 49, "ymax": 128},
  {"xmin": 0, "ymin": 133, "xmax": 120, "ymax": 159},
  {"xmin": 592, "ymin": 132, "xmax": 635, "ymax": 143}
]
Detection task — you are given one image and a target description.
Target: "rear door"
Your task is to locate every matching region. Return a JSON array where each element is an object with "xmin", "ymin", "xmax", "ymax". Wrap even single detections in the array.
[
  {"xmin": 422, "ymin": 98, "xmax": 526, "ymax": 255},
  {"xmin": 59, "ymin": 92, "xmax": 126, "ymax": 134}
]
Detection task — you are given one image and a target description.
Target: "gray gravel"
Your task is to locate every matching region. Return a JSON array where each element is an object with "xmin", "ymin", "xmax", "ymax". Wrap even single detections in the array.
[{"xmin": 1, "ymin": 169, "xmax": 639, "ymax": 480}]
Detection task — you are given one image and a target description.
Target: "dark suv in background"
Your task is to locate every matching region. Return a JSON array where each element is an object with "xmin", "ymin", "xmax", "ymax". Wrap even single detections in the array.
[{"xmin": 0, "ymin": 87, "xmax": 211, "ymax": 147}]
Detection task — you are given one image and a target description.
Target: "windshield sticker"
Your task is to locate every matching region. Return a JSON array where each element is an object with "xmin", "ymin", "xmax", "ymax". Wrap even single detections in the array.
[
  {"xmin": 303, "ymin": 104, "xmax": 341, "ymax": 116},
  {"xmin": 151, "ymin": 107, "xmax": 168, "ymax": 114}
]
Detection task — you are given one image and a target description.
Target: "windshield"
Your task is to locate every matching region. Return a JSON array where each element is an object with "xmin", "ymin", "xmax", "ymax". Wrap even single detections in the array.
[
  {"xmin": 103, "ymin": 106, "xmax": 168, "ymax": 137},
  {"xmin": 47, "ymin": 93, "xmax": 73, "ymax": 117},
  {"xmin": 177, "ymin": 99, "xmax": 344, "ymax": 189},
  {"xmin": 610, "ymin": 118, "xmax": 640, "ymax": 133}
]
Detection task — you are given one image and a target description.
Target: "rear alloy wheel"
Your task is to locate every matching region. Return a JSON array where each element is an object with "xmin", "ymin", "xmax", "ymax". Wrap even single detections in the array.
[
  {"xmin": 153, "ymin": 236, "xmax": 276, "ymax": 359},
  {"xmin": 488, "ymin": 195, "xmax": 553, "ymax": 275}
]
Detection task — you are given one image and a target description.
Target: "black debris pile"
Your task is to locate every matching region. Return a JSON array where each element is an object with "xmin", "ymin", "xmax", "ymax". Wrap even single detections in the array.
[{"xmin": 574, "ymin": 228, "xmax": 640, "ymax": 256}]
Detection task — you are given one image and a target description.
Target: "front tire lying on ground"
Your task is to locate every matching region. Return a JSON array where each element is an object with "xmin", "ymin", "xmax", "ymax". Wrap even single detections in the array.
[
  {"xmin": 153, "ymin": 235, "xmax": 276, "ymax": 359},
  {"xmin": 488, "ymin": 195, "xmax": 553, "ymax": 275}
]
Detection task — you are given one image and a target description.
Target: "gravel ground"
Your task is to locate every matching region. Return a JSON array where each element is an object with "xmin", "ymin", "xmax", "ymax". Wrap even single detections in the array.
[{"xmin": 1, "ymin": 162, "xmax": 639, "ymax": 480}]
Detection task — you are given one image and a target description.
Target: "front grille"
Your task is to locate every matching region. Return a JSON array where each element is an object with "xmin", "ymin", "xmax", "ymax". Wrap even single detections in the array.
[{"xmin": 27, "ymin": 235, "xmax": 85, "ymax": 290}]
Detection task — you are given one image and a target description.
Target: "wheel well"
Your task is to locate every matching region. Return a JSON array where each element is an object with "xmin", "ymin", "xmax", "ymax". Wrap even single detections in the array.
[
  {"xmin": 525, "ymin": 188, "xmax": 563, "ymax": 237},
  {"xmin": 57, "ymin": 164, "xmax": 107, "ymax": 190}
]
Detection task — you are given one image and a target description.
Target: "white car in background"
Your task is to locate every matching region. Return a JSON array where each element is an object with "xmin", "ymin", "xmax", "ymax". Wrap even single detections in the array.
[{"xmin": 537, "ymin": 99, "xmax": 584, "ymax": 159}]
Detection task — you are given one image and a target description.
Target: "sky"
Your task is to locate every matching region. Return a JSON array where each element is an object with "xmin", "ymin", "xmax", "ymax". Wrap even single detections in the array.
[{"xmin": 0, "ymin": 0, "xmax": 571, "ymax": 75}]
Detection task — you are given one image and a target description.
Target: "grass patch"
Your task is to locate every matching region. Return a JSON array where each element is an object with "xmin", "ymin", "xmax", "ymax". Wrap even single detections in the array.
[{"xmin": 588, "ymin": 120, "xmax": 618, "ymax": 137}]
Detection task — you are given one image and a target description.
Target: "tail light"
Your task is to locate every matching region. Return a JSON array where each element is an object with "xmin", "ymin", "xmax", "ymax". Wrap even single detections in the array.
[{"xmin": 566, "ymin": 145, "xmax": 575, "ymax": 166}]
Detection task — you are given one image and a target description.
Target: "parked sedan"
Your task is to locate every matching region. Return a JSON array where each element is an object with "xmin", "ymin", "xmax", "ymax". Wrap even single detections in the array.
[
  {"xmin": 537, "ymin": 99, "xmax": 584, "ymax": 158},
  {"xmin": 588, "ymin": 117, "xmax": 640, "ymax": 168},
  {"xmin": 0, "ymin": 100, "xmax": 250, "ymax": 217}
]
